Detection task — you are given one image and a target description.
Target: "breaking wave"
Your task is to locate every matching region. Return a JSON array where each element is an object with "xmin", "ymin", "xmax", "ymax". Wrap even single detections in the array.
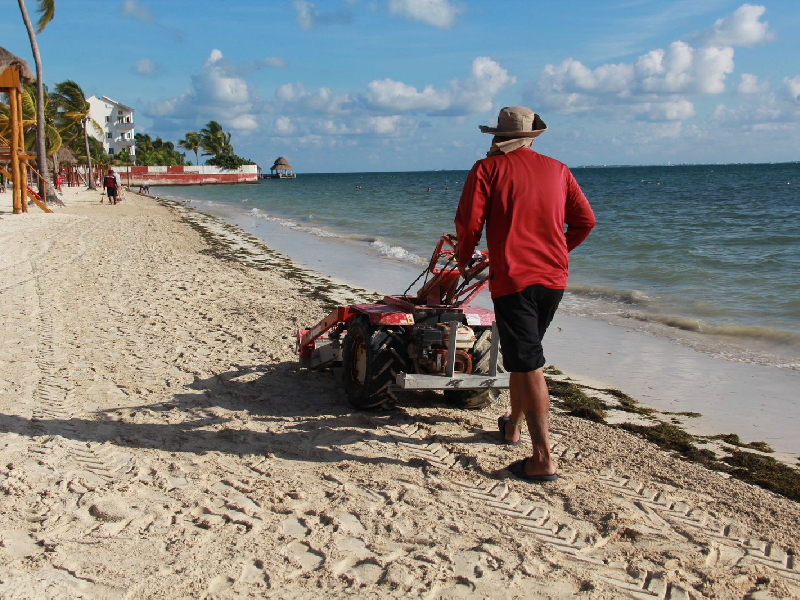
[
  {"xmin": 626, "ymin": 313, "xmax": 800, "ymax": 348},
  {"xmin": 369, "ymin": 239, "xmax": 427, "ymax": 265},
  {"xmin": 248, "ymin": 208, "xmax": 340, "ymax": 238},
  {"xmin": 567, "ymin": 285, "xmax": 652, "ymax": 305}
]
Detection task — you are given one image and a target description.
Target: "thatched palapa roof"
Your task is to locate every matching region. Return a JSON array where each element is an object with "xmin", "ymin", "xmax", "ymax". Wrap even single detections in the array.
[
  {"xmin": 54, "ymin": 145, "xmax": 79, "ymax": 165},
  {"xmin": 270, "ymin": 156, "xmax": 293, "ymax": 171},
  {"xmin": 0, "ymin": 46, "xmax": 35, "ymax": 83}
]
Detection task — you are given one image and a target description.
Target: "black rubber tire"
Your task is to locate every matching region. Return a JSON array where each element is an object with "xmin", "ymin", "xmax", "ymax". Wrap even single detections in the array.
[
  {"xmin": 342, "ymin": 317, "xmax": 407, "ymax": 409},
  {"xmin": 444, "ymin": 328, "xmax": 504, "ymax": 409}
]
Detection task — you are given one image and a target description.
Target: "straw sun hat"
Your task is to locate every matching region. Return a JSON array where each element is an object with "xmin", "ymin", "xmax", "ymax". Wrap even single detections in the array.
[{"xmin": 479, "ymin": 106, "xmax": 547, "ymax": 138}]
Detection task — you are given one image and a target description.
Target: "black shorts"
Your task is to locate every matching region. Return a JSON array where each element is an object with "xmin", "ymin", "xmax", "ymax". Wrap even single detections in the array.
[
  {"xmin": 107, "ymin": 187, "xmax": 118, "ymax": 197},
  {"xmin": 493, "ymin": 285, "xmax": 564, "ymax": 372}
]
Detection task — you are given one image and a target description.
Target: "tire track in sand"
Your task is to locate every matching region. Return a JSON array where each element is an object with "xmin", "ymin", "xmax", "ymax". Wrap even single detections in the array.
[
  {"xmin": 599, "ymin": 473, "xmax": 800, "ymax": 584},
  {"xmin": 373, "ymin": 418, "xmax": 711, "ymax": 598}
]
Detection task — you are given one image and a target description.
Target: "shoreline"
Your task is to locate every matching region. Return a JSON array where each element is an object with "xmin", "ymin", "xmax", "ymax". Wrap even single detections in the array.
[
  {"xmin": 152, "ymin": 167, "xmax": 800, "ymax": 373},
  {"xmin": 1, "ymin": 186, "xmax": 799, "ymax": 596},
  {"xmin": 158, "ymin": 189, "xmax": 800, "ymax": 460}
]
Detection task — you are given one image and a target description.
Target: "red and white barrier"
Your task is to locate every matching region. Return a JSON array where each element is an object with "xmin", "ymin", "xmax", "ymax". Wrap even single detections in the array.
[{"xmin": 112, "ymin": 165, "xmax": 259, "ymax": 186}]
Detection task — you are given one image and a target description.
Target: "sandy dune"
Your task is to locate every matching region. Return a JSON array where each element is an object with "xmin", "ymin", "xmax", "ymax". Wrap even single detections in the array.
[{"xmin": 0, "ymin": 188, "xmax": 798, "ymax": 598}]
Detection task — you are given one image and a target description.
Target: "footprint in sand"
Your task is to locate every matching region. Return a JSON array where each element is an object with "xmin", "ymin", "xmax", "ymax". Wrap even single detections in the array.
[
  {"xmin": 281, "ymin": 516, "xmax": 310, "ymax": 539},
  {"xmin": 286, "ymin": 541, "xmax": 324, "ymax": 570},
  {"xmin": 333, "ymin": 512, "xmax": 366, "ymax": 536}
]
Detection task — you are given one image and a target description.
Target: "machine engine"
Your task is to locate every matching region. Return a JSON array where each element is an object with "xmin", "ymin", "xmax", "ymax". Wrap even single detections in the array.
[{"xmin": 409, "ymin": 324, "xmax": 477, "ymax": 375}]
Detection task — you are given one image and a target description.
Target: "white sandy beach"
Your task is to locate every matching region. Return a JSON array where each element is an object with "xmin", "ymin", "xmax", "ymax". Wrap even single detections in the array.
[{"xmin": 1, "ymin": 186, "xmax": 799, "ymax": 598}]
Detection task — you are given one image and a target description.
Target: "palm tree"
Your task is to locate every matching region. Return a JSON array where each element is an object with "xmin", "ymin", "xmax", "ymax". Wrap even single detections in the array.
[
  {"xmin": 53, "ymin": 80, "xmax": 100, "ymax": 189},
  {"xmin": 0, "ymin": 83, "xmax": 61, "ymax": 158},
  {"xmin": 178, "ymin": 131, "xmax": 201, "ymax": 165},
  {"xmin": 21, "ymin": 84, "xmax": 60, "ymax": 157},
  {"xmin": 200, "ymin": 120, "xmax": 233, "ymax": 159},
  {"xmin": 17, "ymin": 0, "xmax": 55, "ymax": 201}
]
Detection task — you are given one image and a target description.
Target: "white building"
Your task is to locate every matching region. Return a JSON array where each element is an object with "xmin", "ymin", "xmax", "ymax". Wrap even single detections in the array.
[{"xmin": 87, "ymin": 95, "xmax": 136, "ymax": 160}]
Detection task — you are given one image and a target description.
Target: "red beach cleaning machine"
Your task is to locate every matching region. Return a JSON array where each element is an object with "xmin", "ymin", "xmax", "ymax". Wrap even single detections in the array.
[{"xmin": 297, "ymin": 234, "xmax": 507, "ymax": 409}]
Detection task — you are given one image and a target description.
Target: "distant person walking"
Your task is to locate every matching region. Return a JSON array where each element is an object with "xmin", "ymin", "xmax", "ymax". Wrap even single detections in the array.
[
  {"xmin": 103, "ymin": 168, "xmax": 118, "ymax": 205},
  {"xmin": 455, "ymin": 106, "xmax": 595, "ymax": 482},
  {"xmin": 114, "ymin": 169, "xmax": 123, "ymax": 202}
]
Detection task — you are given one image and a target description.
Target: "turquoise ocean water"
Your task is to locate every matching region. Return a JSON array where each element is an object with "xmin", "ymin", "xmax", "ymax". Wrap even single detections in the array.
[{"xmin": 154, "ymin": 162, "xmax": 800, "ymax": 369}]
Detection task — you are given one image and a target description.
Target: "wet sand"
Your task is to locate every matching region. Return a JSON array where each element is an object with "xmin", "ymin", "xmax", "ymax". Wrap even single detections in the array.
[{"xmin": 0, "ymin": 186, "xmax": 798, "ymax": 597}]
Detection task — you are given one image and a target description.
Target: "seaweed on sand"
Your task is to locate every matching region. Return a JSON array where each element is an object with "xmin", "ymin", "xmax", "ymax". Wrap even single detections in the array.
[
  {"xmin": 710, "ymin": 433, "xmax": 774, "ymax": 453},
  {"xmin": 722, "ymin": 451, "xmax": 800, "ymax": 503},
  {"xmin": 546, "ymin": 378, "xmax": 608, "ymax": 423},
  {"xmin": 662, "ymin": 411, "xmax": 703, "ymax": 418},
  {"xmin": 598, "ymin": 387, "xmax": 655, "ymax": 416},
  {"xmin": 618, "ymin": 422, "xmax": 718, "ymax": 465}
]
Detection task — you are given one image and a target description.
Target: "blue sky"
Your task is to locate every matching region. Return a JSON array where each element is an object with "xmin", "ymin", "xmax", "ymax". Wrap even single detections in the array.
[{"xmin": 3, "ymin": 0, "xmax": 799, "ymax": 172}]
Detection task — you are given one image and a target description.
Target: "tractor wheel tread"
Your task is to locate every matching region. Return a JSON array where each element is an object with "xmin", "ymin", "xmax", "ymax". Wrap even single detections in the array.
[{"xmin": 342, "ymin": 318, "xmax": 408, "ymax": 410}]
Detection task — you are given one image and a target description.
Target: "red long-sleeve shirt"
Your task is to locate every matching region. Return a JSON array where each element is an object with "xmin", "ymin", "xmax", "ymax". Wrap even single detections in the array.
[{"xmin": 455, "ymin": 148, "xmax": 595, "ymax": 298}]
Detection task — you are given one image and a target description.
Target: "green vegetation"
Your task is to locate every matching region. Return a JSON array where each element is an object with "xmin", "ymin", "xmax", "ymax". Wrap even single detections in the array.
[
  {"xmin": 53, "ymin": 79, "xmax": 100, "ymax": 189},
  {"xmin": 546, "ymin": 378, "xmax": 608, "ymax": 423},
  {"xmin": 0, "ymin": 83, "xmax": 61, "ymax": 158},
  {"xmin": 17, "ymin": 0, "xmax": 56, "ymax": 197},
  {"xmin": 710, "ymin": 434, "xmax": 773, "ymax": 453},
  {"xmin": 205, "ymin": 151, "xmax": 255, "ymax": 169},
  {"xmin": 619, "ymin": 422, "xmax": 718, "ymax": 464},
  {"xmin": 134, "ymin": 133, "xmax": 185, "ymax": 166},
  {"xmin": 178, "ymin": 131, "xmax": 201, "ymax": 166},
  {"xmin": 599, "ymin": 387, "xmax": 655, "ymax": 416},
  {"xmin": 197, "ymin": 121, "xmax": 254, "ymax": 168},
  {"xmin": 662, "ymin": 411, "xmax": 703, "ymax": 418},
  {"xmin": 723, "ymin": 451, "xmax": 800, "ymax": 502}
]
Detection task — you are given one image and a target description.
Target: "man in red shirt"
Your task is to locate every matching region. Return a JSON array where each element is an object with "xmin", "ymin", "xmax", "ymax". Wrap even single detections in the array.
[{"xmin": 455, "ymin": 106, "xmax": 595, "ymax": 482}]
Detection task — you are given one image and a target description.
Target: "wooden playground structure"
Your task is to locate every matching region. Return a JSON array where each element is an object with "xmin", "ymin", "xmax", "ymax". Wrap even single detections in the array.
[{"xmin": 1, "ymin": 46, "xmax": 51, "ymax": 214}]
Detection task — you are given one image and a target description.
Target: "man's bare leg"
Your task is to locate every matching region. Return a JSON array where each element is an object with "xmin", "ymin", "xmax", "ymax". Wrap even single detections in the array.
[{"xmin": 505, "ymin": 369, "xmax": 556, "ymax": 476}]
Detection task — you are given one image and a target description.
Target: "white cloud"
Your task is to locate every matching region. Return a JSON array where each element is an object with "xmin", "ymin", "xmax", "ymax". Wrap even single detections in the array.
[
  {"xmin": 694, "ymin": 46, "xmax": 735, "ymax": 94},
  {"xmin": 120, "ymin": 0, "xmax": 154, "ymax": 22},
  {"xmin": 646, "ymin": 99, "xmax": 696, "ymax": 121},
  {"xmin": 149, "ymin": 49, "xmax": 261, "ymax": 133},
  {"xmin": 364, "ymin": 57, "xmax": 514, "ymax": 115},
  {"xmin": 711, "ymin": 76, "xmax": 800, "ymax": 131},
  {"xmin": 365, "ymin": 80, "xmax": 449, "ymax": 112},
  {"xmin": 362, "ymin": 115, "xmax": 410, "ymax": 135},
  {"xmin": 273, "ymin": 117, "xmax": 296, "ymax": 135},
  {"xmin": 227, "ymin": 114, "xmax": 259, "ymax": 132},
  {"xmin": 271, "ymin": 57, "xmax": 513, "ymax": 120},
  {"xmin": 528, "ymin": 4, "xmax": 772, "ymax": 123},
  {"xmin": 785, "ymin": 76, "xmax": 800, "ymax": 101},
  {"xmin": 133, "ymin": 57, "xmax": 159, "ymax": 76},
  {"xmin": 196, "ymin": 50, "xmax": 251, "ymax": 106},
  {"xmin": 294, "ymin": 0, "xmax": 317, "ymax": 29},
  {"xmin": 388, "ymin": 0, "xmax": 463, "ymax": 29},
  {"xmin": 292, "ymin": 0, "xmax": 353, "ymax": 29},
  {"xmin": 700, "ymin": 3, "xmax": 773, "ymax": 47},
  {"xmin": 260, "ymin": 57, "xmax": 288, "ymax": 69},
  {"xmin": 637, "ymin": 43, "xmax": 694, "ymax": 93},
  {"xmin": 274, "ymin": 83, "xmax": 353, "ymax": 115},
  {"xmin": 737, "ymin": 73, "xmax": 769, "ymax": 94}
]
